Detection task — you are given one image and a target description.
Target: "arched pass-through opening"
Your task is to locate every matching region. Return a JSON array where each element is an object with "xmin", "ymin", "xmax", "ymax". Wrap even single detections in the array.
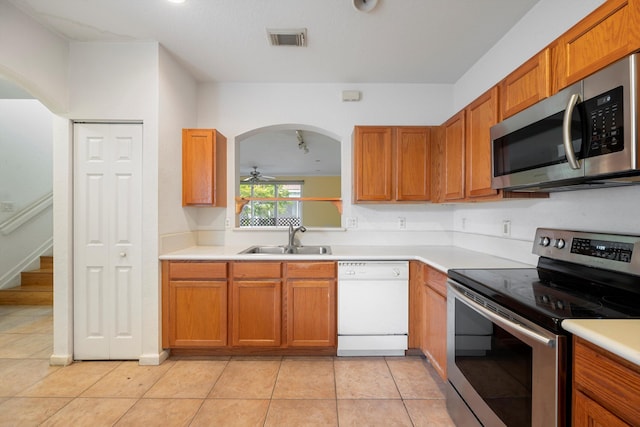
[{"xmin": 235, "ymin": 124, "xmax": 342, "ymax": 228}]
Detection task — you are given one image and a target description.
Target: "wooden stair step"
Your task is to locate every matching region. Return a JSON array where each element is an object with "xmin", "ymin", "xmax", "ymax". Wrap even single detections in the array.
[
  {"xmin": 0, "ymin": 285, "xmax": 52, "ymax": 305},
  {"xmin": 39, "ymin": 255, "xmax": 53, "ymax": 270},
  {"xmin": 20, "ymin": 269, "xmax": 53, "ymax": 287}
]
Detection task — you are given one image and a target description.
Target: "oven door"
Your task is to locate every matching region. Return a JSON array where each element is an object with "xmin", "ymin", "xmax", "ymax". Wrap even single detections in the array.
[{"xmin": 446, "ymin": 281, "xmax": 566, "ymax": 427}]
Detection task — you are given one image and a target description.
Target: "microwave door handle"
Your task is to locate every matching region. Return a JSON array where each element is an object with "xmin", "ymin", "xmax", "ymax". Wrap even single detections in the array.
[{"xmin": 562, "ymin": 93, "xmax": 582, "ymax": 169}]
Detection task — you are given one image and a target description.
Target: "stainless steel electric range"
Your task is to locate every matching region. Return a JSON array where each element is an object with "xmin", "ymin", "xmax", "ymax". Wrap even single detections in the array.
[{"xmin": 446, "ymin": 228, "xmax": 640, "ymax": 427}]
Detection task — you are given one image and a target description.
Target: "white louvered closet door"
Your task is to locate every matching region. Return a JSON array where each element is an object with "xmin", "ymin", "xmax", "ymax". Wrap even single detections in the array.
[{"xmin": 73, "ymin": 123, "xmax": 143, "ymax": 360}]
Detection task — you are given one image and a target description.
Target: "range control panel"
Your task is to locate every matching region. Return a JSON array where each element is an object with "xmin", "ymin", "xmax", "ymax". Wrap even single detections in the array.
[{"xmin": 533, "ymin": 228, "xmax": 640, "ymax": 276}]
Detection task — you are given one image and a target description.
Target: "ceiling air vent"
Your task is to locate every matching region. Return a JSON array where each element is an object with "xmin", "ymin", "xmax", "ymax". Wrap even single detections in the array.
[{"xmin": 267, "ymin": 28, "xmax": 307, "ymax": 47}]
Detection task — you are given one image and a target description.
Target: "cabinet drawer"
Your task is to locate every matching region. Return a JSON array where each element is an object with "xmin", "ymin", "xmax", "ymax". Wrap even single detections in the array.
[
  {"xmin": 233, "ymin": 262, "xmax": 282, "ymax": 278},
  {"xmin": 574, "ymin": 337, "xmax": 640, "ymax": 424},
  {"xmin": 426, "ymin": 267, "xmax": 448, "ymax": 296},
  {"xmin": 169, "ymin": 261, "xmax": 227, "ymax": 280},
  {"xmin": 287, "ymin": 262, "xmax": 336, "ymax": 278}
]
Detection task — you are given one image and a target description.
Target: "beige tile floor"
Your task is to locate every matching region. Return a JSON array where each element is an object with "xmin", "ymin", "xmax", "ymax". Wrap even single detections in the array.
[{"xmin": 0, "ymin": 305, "xmax": 455, "ymax": 426}]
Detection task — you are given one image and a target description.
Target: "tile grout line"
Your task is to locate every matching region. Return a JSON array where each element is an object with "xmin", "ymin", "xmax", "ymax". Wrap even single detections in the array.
[
  {"xmin": 261, "ymin": 356, "xmax": 283, "ymax": 427},
  {"xmin": 385, "ymin": 356, "xmax": 417, "ymax": 427}
]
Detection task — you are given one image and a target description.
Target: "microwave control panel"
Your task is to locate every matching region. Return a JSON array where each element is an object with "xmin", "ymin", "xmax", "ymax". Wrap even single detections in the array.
[{"xmin": 584, "ymin": 85, "xmax": 624, "ymax": 157}]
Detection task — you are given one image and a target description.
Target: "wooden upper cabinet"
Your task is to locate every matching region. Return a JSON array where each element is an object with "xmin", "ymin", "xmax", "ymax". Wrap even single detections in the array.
[
  {"xmin": 396, "ymin": 127, "xmax": 431, "ymax": 201},
  {"xmin": 442, "ymin": 112, "xmax": 465, "ymax": 202},
  {"xmin": 353, "ymin": 126, "xmax": 431, "ymax": 203},
  {"xmin": 500, "ymin": 49, "xmax": 550, "ymax": 119},
  {"xmin": 182, "ymin": 129, "xmax": 227, "ymax": 206},
  {"xmin": 465, "ymin": 86, "xmax": 500, "ymax": 199},
  {"xmin": 353, "ymin": 126, "xmax": 393, "ymax": 202},
  {"xmin": 553, "ymin": 0, "xmax": 640, "ymax": 91}
]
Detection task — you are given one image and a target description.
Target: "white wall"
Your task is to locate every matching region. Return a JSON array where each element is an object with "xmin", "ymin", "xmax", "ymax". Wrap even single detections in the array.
[
  {"xmin": 195, "ymin": 83, "xmax": 456, "ymax": 247},
  {"xmin": 454, "ymin": 0, "xmax": 607, "ymax": 110},
  {"xmin": 0, "ymin": 100, "xmax": 53, "ymax": 215},
  {"xmin": 0, "ymin": 99, "xmax": 53, "ymax": 288},
  {"xmin": 158, "ymin": 46, "xmax": 199, "ymax": 240},
  {"xmin": 0, "ymin": 1, "xmax": 69, "ymax": 113}
]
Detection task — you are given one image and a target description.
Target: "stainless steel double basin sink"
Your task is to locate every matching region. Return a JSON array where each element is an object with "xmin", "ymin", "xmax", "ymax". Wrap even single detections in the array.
[{"xmin": 239, "ymin": 245, "xmax": 332, "ymax": 255}]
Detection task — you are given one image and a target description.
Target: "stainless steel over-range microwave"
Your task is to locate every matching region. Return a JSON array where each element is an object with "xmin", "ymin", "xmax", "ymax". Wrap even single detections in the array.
[{"xmin": 490, "ymin": 53, "xmax": 640, "ymax": 192}]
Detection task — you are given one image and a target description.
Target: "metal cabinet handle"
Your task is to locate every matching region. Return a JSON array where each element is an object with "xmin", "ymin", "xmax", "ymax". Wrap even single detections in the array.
[
  {"xmin": 562, "ymin": 93, "xmax": 582, "ymax": 170},
  {"xmin": 120, "ymin": 252, "xmax": 127, "ymax": 257}
]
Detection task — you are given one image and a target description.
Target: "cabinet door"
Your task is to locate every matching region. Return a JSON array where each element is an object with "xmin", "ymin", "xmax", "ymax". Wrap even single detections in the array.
[
  {"xmin": 553, "ymin": 0, "xmax": 640, "ymax": 90},
  {"xmin": 423, "ymin": 286, "xmax": 447, "ymax": 381},
  {"xmin": 408, "ymin": 261, "xmax": 425, "ymax": 349},
  {"xmin": 500, "ymin": 49, "xmax": 550, "ymax": 119},
  {"xmin": 465, "ymin": 87, "xmax": 499, "ymax": 199},
  {"xmin": 396, "ymin": 127, "xmax": 431, "ymax": 201},
  {"xmin": 573, "ymin": 390, "xmax": 629, "ymax": 427},
  {"xmin": 443, "ymin": 111, "xmax": 465, "ymax": 201},
  {"xmin": 286, "ymin": 279, "xmax": 336, "ymax": 347},
  {"xmin": 231, "ymin": 280, "xmax": 282, "ymax": 347},
  {"xmin": 574, "ymin": 337, "xmax": 640, "ymax": 424},
  {"xmin": 182, "ymin": 129, "xmax": 227, "ymax": 206},
  {"xmin": 421, "ymin": 266, "xmax": 448, "ymax": 381},
  {"xmin": 353, "ymin": 126, "xmax": 393, "ymax": 202},
  {"xmin": 169, "ymin": 280, "xmax": 227, "ymax": 347}
]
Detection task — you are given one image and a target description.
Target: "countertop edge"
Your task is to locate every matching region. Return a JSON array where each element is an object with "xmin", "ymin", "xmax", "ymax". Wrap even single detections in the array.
[
  {"xmin": 158, "ymin": 245, "xmax": 533, "ymax": 274},
  {"xmin": 562, "ymin": 319, "xmax": 640, "ymax": 366}
]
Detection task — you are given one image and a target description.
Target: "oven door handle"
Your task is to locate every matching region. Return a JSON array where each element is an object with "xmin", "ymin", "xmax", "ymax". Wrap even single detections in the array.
[{"xmin": 450, "ymin": 285, "xmax": 556, "ymax": 348}]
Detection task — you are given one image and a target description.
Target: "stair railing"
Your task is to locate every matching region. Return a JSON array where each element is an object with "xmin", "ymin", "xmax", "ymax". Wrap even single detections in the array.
[{"xmin": 0, "ymin": 192, "xmax": 53, "ymax": 235}]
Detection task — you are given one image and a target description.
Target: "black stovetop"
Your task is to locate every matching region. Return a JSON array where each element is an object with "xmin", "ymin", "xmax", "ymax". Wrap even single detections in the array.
[{"xmin": 448, "ymin": 259, "xmax": 640, "ymax": 332}]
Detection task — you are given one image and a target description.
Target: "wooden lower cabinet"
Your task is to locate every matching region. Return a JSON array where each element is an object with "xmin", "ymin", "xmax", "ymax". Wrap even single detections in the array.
[
  {"xmin": 421, "ymin": 264, "xmax": 448, "ymax": 381},
  {"xmin": 408, "ymin": 261, "xmax": 425, "ymax": 349},
  {"xmin": 574, "ymin": 390, "xmax": 629, "ymax": 427},
  {"xmin": 231, "ymin": 279, "xmax": 282, "ymax": 347},
  {"xmin": 286, "ymin": 279, "xmax": 336, "ymax": 347},
  {"xmin": 573, "ymin": 336, "xmax": 640, "ymax": 426},
  {"xmin": 286, "ymin": 261, "xmax": 336, "ymax": 347},
  {"xmin": 163, "ymin": 260, "xmax": 337, "ymax": 353},
  {"xmin": 169, "ymin": 281, "xmax": 227, "ymax": 348},
  {"xmin": 231, "ymin": 262, "xmax": 282, "ymax": 347},
  {"xmin": 162, "ymin": 261, "xmax": 228, "ymax": 348}
]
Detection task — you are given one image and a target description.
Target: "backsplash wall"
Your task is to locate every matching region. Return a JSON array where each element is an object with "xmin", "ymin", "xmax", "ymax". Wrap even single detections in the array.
[{"xmin": 451, "ymin": 185, "xmax": 640, "ymax": 265}]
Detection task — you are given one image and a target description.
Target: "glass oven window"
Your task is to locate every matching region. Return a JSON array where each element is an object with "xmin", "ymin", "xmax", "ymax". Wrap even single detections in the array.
[{"xmin": 454, "ymin": 299, "xmax": 533, "ymax": 426}]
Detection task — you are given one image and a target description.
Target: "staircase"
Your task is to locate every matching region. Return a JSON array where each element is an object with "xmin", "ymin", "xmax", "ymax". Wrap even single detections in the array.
[{"xmin": 0, "ymin": 256, "xmax": 53, "ymax": 305}]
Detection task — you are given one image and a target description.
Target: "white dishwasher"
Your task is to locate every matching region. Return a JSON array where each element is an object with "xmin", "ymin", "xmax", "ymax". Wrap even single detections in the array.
[{"xmin": 337, "ymin": 261, "xmax": 409, "ymax": 356}]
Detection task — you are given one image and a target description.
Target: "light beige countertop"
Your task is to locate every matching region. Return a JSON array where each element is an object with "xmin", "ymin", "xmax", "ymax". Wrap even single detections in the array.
[
  {"xmin": 159, "ymin": 244, "xmax": 533, "ymax": 273},
  {"xmin": 562, "ymin": 319, "xmax": 640, "ymax": 366}
]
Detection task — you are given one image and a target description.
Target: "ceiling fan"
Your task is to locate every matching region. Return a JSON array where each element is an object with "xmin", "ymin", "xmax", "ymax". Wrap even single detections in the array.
[{"xmin": 243, "ymin": 166, "xmax": 275, "ymax": 182}]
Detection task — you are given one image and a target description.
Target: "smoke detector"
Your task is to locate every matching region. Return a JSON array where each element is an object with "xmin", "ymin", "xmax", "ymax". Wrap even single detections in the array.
[
  {"xmin": 267, "ymin": 28, "xmax": 307, "ymax": 47},
  {"xmin": 353, "ymin": 0, "xmax": 378, "ymax": 12}
]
